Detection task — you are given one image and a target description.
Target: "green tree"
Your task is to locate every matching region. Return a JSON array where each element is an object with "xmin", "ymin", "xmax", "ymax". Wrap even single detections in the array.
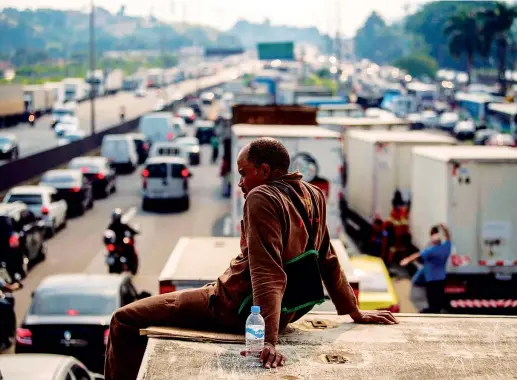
[
  {"xmin": 392, "ymin": 54, "xmax": 439, "ymax": 78},
  {"xmin": 443, "ymin": 11, "xmax": 483, "ymax": 85},
  {"xmin": 479, "ymin": 2, "xmax": 517, "ymax": 94}
]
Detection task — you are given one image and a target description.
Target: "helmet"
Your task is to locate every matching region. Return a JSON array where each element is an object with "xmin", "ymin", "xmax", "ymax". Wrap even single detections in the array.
[
  {"xmin": 104, "ymin": 229, "xmax": 117, "ymax": 245},
  {"xmin": 111, "ymin": 208, "xmax": 123, "ymax": 223}
]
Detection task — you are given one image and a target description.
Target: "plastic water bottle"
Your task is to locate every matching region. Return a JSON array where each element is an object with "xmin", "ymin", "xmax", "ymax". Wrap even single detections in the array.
[{"xmin": 245, "ymin": 305, "xmax": 265, "ymax": 367}]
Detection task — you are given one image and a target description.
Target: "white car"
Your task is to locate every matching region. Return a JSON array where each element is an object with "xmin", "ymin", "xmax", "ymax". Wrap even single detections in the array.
[
  {"xmin": 3, "ymin": 185, "xmax": 68, "ymax": 236},
  {"xmin": 419, "ymin": 110, "xmax": 439, "ymax": 128},
  {"xmin": 54, "ymin": 115, "xmax": 80, "ymax": 137},
  {"xmin": 153, "ymin": 99, "xmax": 166, "ymax": 111},
  {"xmin": 101, "ymin": 134, "xmax": 139, "ymax": 172},
  {"xmin": 454, "ymin": 120, "xmax": 476, "ymax": 141},
  {"xmin": 175, "ymin": 136, "xmax": 201, "ymax": 166},
  {"xmin": 135, "ymin": 87, "xmax": 147, "ymax": 97},
  {"xmin": 141, "ymin": 156, "xmax": 192, "ymax": 211},
  {"xmin": 57, "ymin": 130, "xmax": 87, "ymax": 146}
]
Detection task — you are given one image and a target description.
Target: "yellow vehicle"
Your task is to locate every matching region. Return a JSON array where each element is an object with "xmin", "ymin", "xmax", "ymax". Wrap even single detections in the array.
[{"xmin": 350, "ymin": 255, "xmax": 399, "ymax": 312}]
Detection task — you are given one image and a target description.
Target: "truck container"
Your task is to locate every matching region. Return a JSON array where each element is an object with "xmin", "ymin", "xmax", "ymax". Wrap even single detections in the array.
[
  {"xmin": 231, "ymin": 124, "xmax": 344, "ymax": 238},
  {"xmin": 410, "ymin": 145, "xmax": 517, "ymax": 313},
  {"xmin": 158, "ymin": 236, "xmax": 358, "ymax": 296},
  {"xmin": 62, "ymin": 78, "xmax": 88, "ymax": 103},
  {"xmin": 104, "ymin": 69, "xmax": 124, "ymax": 95},
  {"xmin": 86, "ymin": 69, "xmax": 105, "ymax": 97},
  {"xmin": 147, "ymin": 68, "xmax": 164, "ymax": 88},
  {"xmin": 346, "ymin": 130, "xmax": 456, "ymax": 230},
  {"xmin": 0, "ymin": 84, "xmax": 25, "ymax": 127},
  {"xmin": 43, "ymin": 82, "xmax": 63, "ymax": 109},
  {"xmin": 138, "ymin": 313, "xmax": 517, "ymax": 380},
  {"xmin": 23, "ymin": 85, "xmax": 47, "ymax": 116}
]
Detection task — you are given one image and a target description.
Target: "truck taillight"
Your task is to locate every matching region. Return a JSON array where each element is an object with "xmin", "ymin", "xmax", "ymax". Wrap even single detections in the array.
[
  {"xmin": 160, "ymin": 284, "xmax": 176, "ymax": 294},
  {"xmin": 9, "ymin": 233, "xmax": 20, "ymax": 248},
  {"xmin": 41, "ymin": 206, "xmax": 49, "ymax": 215}
]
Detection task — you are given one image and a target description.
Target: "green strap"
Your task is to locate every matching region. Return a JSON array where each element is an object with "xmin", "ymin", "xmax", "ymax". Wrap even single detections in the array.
[{"xmin": 237, "ymin": 249, "xmax": 321, "ymax": 315}]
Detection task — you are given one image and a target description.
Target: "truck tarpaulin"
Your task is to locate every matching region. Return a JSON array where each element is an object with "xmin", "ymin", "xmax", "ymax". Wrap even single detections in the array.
[{"xmin": 231, "ymin": 105, "xmax": 318, "ymax": 126}]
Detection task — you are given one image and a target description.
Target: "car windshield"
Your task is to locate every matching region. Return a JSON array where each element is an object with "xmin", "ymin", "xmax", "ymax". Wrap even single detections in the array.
[
  {"xmin": 6, "ymin": 194, "xmax": 43, "ymax": 205},
  {"xmin": 69, "ymin": 162, "xmax": 99, "ymax": 171},
  {"xmin": 30, "ymin": 291, "xmax": 118, "ymax": 315},
  {"xmin": 42, "ymin": 174, "xmax": 77, "ymax": 183},
  {"xmin": 53, "ymin": 109, "xmax": 74, "ymax": 117}
]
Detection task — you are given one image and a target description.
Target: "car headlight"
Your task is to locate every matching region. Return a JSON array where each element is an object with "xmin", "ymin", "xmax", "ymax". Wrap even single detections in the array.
[
  {"xmin": 1, "ymin": 147, "xmax": 9, "ymax": 153},
  {"xmin": 192, "ymin": 146, "xmax": 200, "ymax": 153}
]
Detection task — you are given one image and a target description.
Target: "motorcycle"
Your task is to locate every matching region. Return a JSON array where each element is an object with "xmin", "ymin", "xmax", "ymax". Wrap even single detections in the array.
[
  {"xmin": 103, "ymin": 228, "xmax": 139, "ymax": 275},
  {"xmin": 0, "ymin": 264, "xmax": 22, "ymax": 350}
]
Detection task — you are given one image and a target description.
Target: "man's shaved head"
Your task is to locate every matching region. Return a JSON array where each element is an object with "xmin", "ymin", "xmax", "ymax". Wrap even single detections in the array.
[{"xmin": 246, "ymin": 137, "xmax": 291, "ymax": 173}]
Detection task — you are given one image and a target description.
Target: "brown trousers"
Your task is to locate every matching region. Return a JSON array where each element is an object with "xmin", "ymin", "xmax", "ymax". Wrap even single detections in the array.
[{"xmin": 104, "ymin": 286, "xmax": 242, "ymax": 380}]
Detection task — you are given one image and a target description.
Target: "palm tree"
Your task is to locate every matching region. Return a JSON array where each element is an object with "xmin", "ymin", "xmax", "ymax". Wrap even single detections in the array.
[
  {"xmin": 443, "ymin": 11, "xmax": 483, "ymax": 85},
  {"xmin": 479, "ymin": 2, "xmax": 517, "ymax": 95}
]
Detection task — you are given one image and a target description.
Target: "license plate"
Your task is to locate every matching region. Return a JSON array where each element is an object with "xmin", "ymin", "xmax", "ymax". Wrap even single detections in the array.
[{"xmin": 495, "ymin": 273, "xmax": 512, "ymax": 281}]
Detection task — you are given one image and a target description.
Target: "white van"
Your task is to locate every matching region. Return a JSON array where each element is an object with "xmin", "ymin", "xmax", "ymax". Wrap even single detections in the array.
[
  {"xmin": 138, "ymin": 112, "xmax": 186, "ymax": 144},
  {"xmin": 101, "ymin": 134, "xmax": 139, "ymax": 172},
  {"xmin": 141, "ymin": 156, "xmax": 192, "ymax": 211},
  {"xmin": 148, "ymin": 141, "xmax": 187, "ymax": 160}
]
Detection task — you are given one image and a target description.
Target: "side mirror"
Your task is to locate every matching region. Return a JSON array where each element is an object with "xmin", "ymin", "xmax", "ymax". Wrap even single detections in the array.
[{"xmin": 137, "ymin": 291, "xmax": 152, "ymax": 300}]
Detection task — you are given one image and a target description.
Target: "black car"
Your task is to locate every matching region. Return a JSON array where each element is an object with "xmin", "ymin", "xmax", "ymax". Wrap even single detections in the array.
[
  {"xmin": 39, "ymin": 169, "xmax": 94, "ymax": 216},
  {"xmin": 186, "ymin": 100, "xmax": 203, "ymax": 118},
  {"xmin": 0, "ymin": 202, "xmax": 47, "ymax": 279},
  {"xmin": 0, "ymin": 133, "xmax": 19, "ymax": 160},
  {"xmin": 195, "ymin": 122, "xmax": 216, "ymax": 145},
  {"xmin": 68, "ymin": 157, "xmax": 117, "ymax": 198},
  {"xmin": 128, "ymin": 133, "xmax": 151, "ymax": 164},
  {"xmin": 16, "ymin": 273, "xmax": 151, "ymax": 373}
]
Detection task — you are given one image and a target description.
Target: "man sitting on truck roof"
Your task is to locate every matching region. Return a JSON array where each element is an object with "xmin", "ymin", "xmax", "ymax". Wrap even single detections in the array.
[{"xmin": 104, "ymin": 137, "xmax": 398, "ymax": 380}]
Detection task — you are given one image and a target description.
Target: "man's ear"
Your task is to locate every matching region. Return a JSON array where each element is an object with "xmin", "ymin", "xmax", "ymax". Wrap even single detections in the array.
[{"xmin": 262, "ymin": 164, "xmax": 271, "ymax": 179}]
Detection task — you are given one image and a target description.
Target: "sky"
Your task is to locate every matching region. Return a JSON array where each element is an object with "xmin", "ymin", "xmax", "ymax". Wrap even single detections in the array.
[{"xmin": 1, "ymin": 0, "xmax": 427, "ymax": 37}]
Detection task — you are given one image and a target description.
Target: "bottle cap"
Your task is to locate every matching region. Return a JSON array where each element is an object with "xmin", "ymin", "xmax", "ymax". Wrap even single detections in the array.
[{"xmin": 251, "ymin": 305, "xmax": 260, "ymax": 313}]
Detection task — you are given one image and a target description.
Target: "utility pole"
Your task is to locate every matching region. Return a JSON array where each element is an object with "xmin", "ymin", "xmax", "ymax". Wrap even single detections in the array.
[
  {"xmin": 334, "ymin": 0, "xmax": 342, "ymax": 95},
  {"xmin": 89, "ymin": 0, "xmax": 96, "ymax": 135}
]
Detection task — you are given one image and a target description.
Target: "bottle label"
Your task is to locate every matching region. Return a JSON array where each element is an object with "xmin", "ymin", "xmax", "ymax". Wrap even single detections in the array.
[{"xmin": 245, "ymin": 325, "xmax": 265, "ymax": 340}]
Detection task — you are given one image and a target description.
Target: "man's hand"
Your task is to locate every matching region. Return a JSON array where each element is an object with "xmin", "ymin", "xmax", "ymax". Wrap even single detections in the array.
[
  {"xmin": 240, "ymin": 342, "xmax": 286, "ymax": 369},
  {"xmin": 400, "ymin": 257, "xmax": 412, "ymax": 267},
  {"xmin": 350, "ymin": 309, "xmax": 399, "ymax": 325}
]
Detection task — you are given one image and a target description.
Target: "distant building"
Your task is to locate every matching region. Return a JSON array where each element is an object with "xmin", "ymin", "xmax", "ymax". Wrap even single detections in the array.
[{"xmin": 0, "ymin": 62, "xmax": 15, "ymax": 81}]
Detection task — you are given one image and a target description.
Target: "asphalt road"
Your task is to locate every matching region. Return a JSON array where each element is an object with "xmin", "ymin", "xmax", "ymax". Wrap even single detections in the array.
[
  {"xmin": 12, "ymin": 141, "xmax": 230, "ymax": 329},
  {"xmin": 0, "ymin": 63, "xmax": 255, "ymax": 165}
]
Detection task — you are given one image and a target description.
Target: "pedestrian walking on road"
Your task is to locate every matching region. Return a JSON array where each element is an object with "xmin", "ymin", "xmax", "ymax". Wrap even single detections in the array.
[{"xmin": 211, "ymin": 134, "xmax": 220, "ymax": 163}]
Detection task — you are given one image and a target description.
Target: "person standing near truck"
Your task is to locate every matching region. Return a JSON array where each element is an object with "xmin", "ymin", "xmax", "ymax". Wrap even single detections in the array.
[
  {"xmin": 400, "ymin": 223, "xmax": 452, "ymax": 313},
  {"xmin": 104, "ymin": 137, "xmax": 398, "ymax": 380},
  {"xmin": 211, "ymin": 133, "xmax": 220, "ymax": 164}
]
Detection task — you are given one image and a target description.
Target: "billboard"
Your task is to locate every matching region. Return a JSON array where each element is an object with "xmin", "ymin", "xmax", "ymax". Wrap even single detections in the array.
[
  {"xmin": 257, "ymin": 42, "xmax": 295, "ymax": 61},
  {"xmin": 204, "ymin": 47, "xmax": 245, "ymax": 58}
]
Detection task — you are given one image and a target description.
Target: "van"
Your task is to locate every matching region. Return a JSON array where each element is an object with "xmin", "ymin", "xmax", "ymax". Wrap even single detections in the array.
[
  {"xmin": 101, "ymin": 134, "xmax": 139, "ymax": 172},
  {"xmin": 148, "ymin": 141, "xmax": 187, "ymax": 160},
  {"xmin": 141, "ymin": 157, "xmax": 192, "ymax": 211},
  {"xmin": 138, "ymin": 112, "xmax": 186, "ymax": 144}
]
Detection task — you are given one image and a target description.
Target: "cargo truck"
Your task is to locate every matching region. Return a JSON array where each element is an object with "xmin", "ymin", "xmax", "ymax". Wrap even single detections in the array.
[
  {"xmin": 104, "ymin": 69, "xmax": 124, "ymax": 95},
  {"xmin": 345, "ymin": 130, "xmax": 456, "ymax": 243},
  {"xmin": 86, "ymin": 69, "xmax": 105, "ymax": 97},
  {"xmin": 0, "ymin": 84, "xmax": 25, "ymax": 127},
  {"xmin": 158, "ymin": 236, "xmax": 358, "ymax": 297},
  {"xmin": 410, "ymin": 145, "xmax": 517, "ymax": 314},
  {"xmin": 63, "ymin": 78, "xmax": 89, "ymax": 103},
  {"xmin": 147, "ymin": 68, "xmax": 164, "ymax": 88},
  {"xmin": 138, "ymin": 314, "xmax": 517, "ymax": 380},
  {"xmin": 231, "ymin": 124, "xmax": 344, "ymax": 238},
  {"xmin": 23, "ymin": 85, "xmax": 47, "ymax": 117},
  {"xmin": 43, "ymin": 82, "xmax": 63, "ymax": 109}
]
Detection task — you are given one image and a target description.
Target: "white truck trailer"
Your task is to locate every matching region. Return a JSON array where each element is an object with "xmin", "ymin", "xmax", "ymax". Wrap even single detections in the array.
[
  {"xmin": 231, "ymin": 124, "xmax": 344, "ymax": 239},
  {"xmin": 410, "ymin": 145, "xmax": 517, "ymax": 313},
  {"xmin": 0, "ymin": 84, "xmax": 25, "ymax": 127},
  {"xmin": 23, "ymin": 85, "xmax": 47, "ymax": 116},
  {"xmin": 63, "ymin": 78, "xmax": 89, "ymax": 103},
  {"xmin": 346, "ymin": 130, "xmax": 456, "ymax": 235},
  {"xmin": 138, "ymin": 314, "xmax": 517, "ymax": 380},
  {"xmin": 104, "ymin": 69, "xmax": 124, "ymax": 95}
]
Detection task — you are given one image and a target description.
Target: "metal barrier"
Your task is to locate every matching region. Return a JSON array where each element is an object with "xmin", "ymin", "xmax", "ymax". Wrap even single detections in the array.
[
  {"xmin": 0, "ymin": 118, "xmax": 139, "ymax": 192},
  {"xmin": 0, "ymin": 80, "xmax": 227, "ymax": 193}
]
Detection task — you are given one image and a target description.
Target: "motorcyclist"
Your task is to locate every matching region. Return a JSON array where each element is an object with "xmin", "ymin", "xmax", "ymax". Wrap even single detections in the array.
[
  {"xmin": 107, "ymin": 208, "xmax": 137, "ymax": 245},
  {"xmin": 120, "ymin": 105, "xmax": 126, "ymax": 122}
]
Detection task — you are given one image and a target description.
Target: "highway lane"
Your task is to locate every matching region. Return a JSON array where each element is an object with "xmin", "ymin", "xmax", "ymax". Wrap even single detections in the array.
[
  {"xmin": 12, "ymin": 142, "xmax": 230, "ymax": 334},
  {"xmin": 0, "ymin": 63, "xmax": 255, "ymax": 165}
]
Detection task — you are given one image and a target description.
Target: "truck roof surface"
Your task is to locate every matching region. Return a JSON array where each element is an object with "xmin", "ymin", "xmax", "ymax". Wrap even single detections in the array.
[
  {"xmin": 137, "ymin": 313, "xmax": 517, "ymax": 380},
  {"xmin": 159, "ymin": 237, "xmax": 353, "ymax": 282},
  {"xmin": 317, "ymin": 116, "xmax": 410, "ymax": 126},
  {"xmin": 232, "ymin": 124, "xmax": 341, "ymax": 139},
  {"xmin": 413, "ymin": 145, "xmax": 517, "ymax": 162},
  {"xmin": 348, "ymin": 129, "xmax": 456, "ymax": 144}
]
